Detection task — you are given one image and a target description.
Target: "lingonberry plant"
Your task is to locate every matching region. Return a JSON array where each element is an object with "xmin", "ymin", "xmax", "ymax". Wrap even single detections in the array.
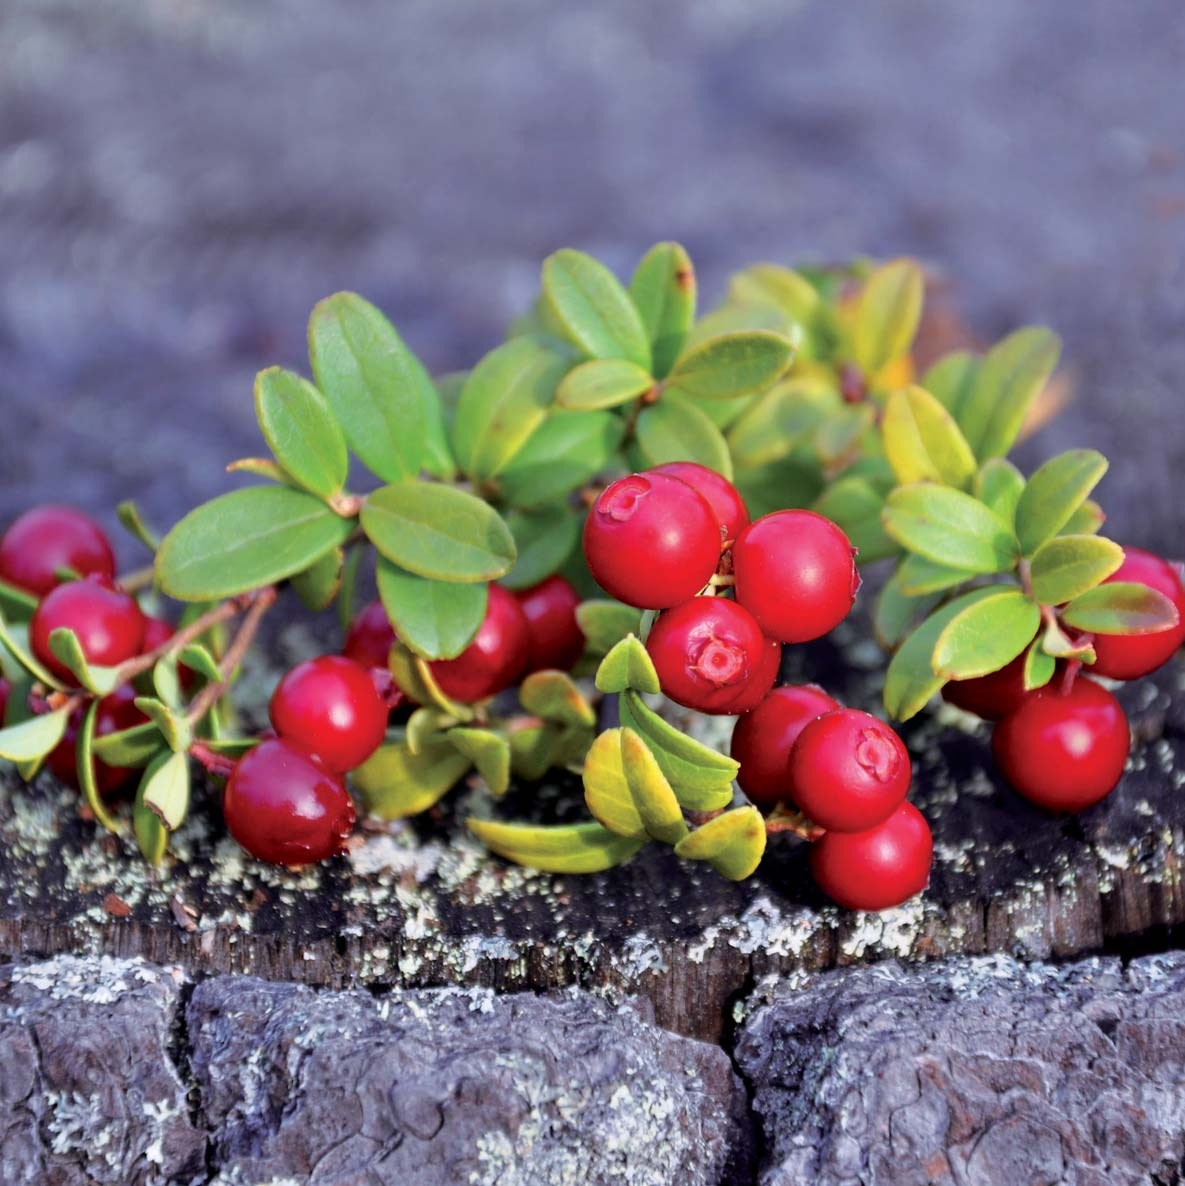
[{"xmin": 0, "ymin": 245, "xmax": 1180, "ymax": 916}]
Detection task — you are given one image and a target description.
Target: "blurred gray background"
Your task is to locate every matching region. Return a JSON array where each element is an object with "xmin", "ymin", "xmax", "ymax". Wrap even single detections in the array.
[{"xmin": 1, "ymin": 0, "xmax": 1183, "ymax": 558}]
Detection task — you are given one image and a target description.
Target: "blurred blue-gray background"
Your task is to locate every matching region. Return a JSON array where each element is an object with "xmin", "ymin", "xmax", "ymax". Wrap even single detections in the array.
[{"xmin": 1, "ymin": 0, "xmax": 1183, "ymax": 554}]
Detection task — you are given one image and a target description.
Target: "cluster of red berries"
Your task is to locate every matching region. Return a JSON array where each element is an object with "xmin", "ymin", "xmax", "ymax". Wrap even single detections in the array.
[
  {"xmin": 944, "ymin": 547, "xmax": 1185, "ymax": 813},
  {"xmin": 584, "ymin": 461, "xmax": 860, "ymax": 714}
]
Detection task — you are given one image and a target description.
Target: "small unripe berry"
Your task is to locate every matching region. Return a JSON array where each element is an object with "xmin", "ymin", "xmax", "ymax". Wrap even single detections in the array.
[
  {"xmin": 810, "ymin": 801, "xmax": 933, "ymax": 911},
  {"xmin": 732, "ymin": 510, "xmax": 859, "ymax": 643},
  {"xmin": 430, "ymin": 584, "xmax": 529, "ymax": 702},
  {"xmin": 46, "ymin": 685, "xmax": 147, "ymax": 795},
  {"xmin": 1090, "ymin": 547, "xmax": 1185, "ymax": 680},
  {"xmin": 223, "ymin": 737, "xmax": 356, "ymax": 866},
  {"xmin": 650, "ymin": 462, "xmax": 750, "ymax": 543},
  {"xmin": 269, "ymin": 654, "xmax": 389, "ymax": 773},
  {"xmin": 30, "ymin": 576, "xmax": 146, "ymax": 685},
  {"xmin": 583, "ymin": 472, "xmax": 721, "ymax": 609},
  {"xmin": 788, "ymin": 708, "xmax": 911, "ymax": 832},
  {"xmin": 941, "ymin": 648, "xmax": 1033, "ymax": 721},
  {"xmin": 343, "ymin": 600, "xmax": 398, "ymax": 670},
  {"xmin": 515, "ymin": 575, "xmax": 585, "ymax": 673},
  {"xmin": 0, "ymin": 505, "xmax": 116, "ymax": 596},
  {"xmin": 718, "ymin": 636, "xmax": 783, "ymax": 715},
  {"xmin": 646, "ymin": 596, "xmax": 771, "ymax": 714},
  {"xmin": 731, "ymin": 684, "xmax": 839, "ymax": 810},
  {"xmin": 992, "ymin": 676, "xmax": 1129, "ymax": 813}
]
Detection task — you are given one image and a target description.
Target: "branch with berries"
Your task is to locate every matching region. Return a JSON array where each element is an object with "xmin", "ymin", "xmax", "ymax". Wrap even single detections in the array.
[{"xmin": 0, "ymin": 246, "xmax": 1180, "ymax": 915}]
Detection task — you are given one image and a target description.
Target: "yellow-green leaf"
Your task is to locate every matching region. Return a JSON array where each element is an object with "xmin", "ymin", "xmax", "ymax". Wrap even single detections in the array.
[
  {"xmin": 852, "ymin": 259, "xmax": 924, "ymax": 374},
  {"xmin": 467, "ymin": 816, "xmax": 645, "ymax": 874},
  {"xmin": 520, "ymin": 670, "xmax": 596, "ymax": 728},
  {"xmin": 882, "ymin": 484, "xmax": 1019, "ymax": 574},
  {"xmin": 595, "ymin": 635, "xmax": 660, "ymax": 695},
  {"xmin": 666, "ymin": 331, "xmax": 795, "ymax": 401},
  {"xmin": 582, "ymin": 728, "xmax": 646, "ymax": 838},
  {"xmin": 353, "ymin": 740, "xmax": 472, "ymax": 819},
  {"xmin": 1063, "ymin": 581, "xmax": 1181, "ymax": 636},
  {"xmin": 446, "ymin": 728, "xmax": 511, "ymax": 796},
  {"xmin": 931, "ymin": 588, "xmax": 1041, "ymax": 681},
  {"xmin": 620, "ymin": 727, "xmax": 689, "ymax": 845},
  {"xmin": 629, "ymin": 242, "xmax": 697, "ymax": 378},
  {"xmin": 1029, "ymin": 535, "xmax": 1124, "ymax": 606},
  {"xmin": 674, "ymin": 806, "xmax": 766, "ymax": 881},
  {"xmin": 974, "ymin": 458, "xmax": 1026, "ymax": 526},
  {"xmin": 883, "ymin": 385, "xmax": 976, "ymax": 488},
  {"xmin": 635, "ymin": 393, "xmax": 733, "ymax": 478},
  {"xmin": 555, "ymin": 358, "xmax": 654, "ymax": 411},
  {"xmin": 0, "ymin": 706, "xmax": 70, "ymax": 763},
  {"xmin": 1014, "ymin": 449, "xmax": 1108, "ymax": 556}
]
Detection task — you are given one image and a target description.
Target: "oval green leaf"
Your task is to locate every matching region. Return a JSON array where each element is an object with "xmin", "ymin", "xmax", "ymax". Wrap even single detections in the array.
[
  {"xmin": 555, "ymin": 358, "xmax": 654, "ymax": 411},
  {"xmin": 575, "ymin": 600, "xmax": 641, "ymax": 658},
  {"xmin": 376, "ymin": 559, "xmax": 487, "ymax": 660},
  {"xmin": 502, "ymin": 506, "xmax": 580, "ymax": 591},
  {"xmin": 883, "ymin": 385, "xmax": 976, "ymax": 488},
  {"xmin": 1014, "ymin": 449, "xmax": 1108, "ymax": 557},
  {"xmin": 595, "ymin": 635, "xmax": 660, "ymax": 695},
  {"xmin": 497, "ymin": 411, "xmax": 623, "ymax": 508},
  {"xmin": 1029, "ymin": 535, "xmax": 1124, "ymax": 606},
  {"xmin": 291, "ymin": 547, "xmax": 343, "ymax": 613},
  {"xmin": 254, "ymin": 366, "xmax": 348, "ymax": 499},
  {"xmin": 873, "ymin": 568, "xmax": 942, "ymax": 651},
  {"xmin": 353, "ymin": 740, "xmax": 472, "ymax": 819},
  {"xmin": 446, "ymin": 727, "xmax": 511, "ymax": 797},
  {"xmin": 673, "ymin": 805, "xmax": 766, "ymax": 881},
  {"xmin": 666, "ymin": 331, "xmax": 794, "ymax": 401},
  {"xmin": 852, "ymin": 259, "xmax": 924, "ymax": 375},
  {"xmin": 1063, "ymin": 581, "xmax": 1181, "ymax": 636},
  {"xmin": 467, "ymin": 816, "xmax": 646, "ymax": 874},
  {"xmin": 635, "ymin": 393, "xmax": 733, "ymax": 478},
  {"xmin": 931, "ymin": 588, "xmax": 1041, "ymax": 681},
  {"xmin": 92, "ymin": 721, "xmax": 166, "ymax": 768},
  {"xmin": 629, "ymin": 242, "xmax": 696, "ymax": 378},
  {"xmin": 0, "ymin": 706, "xmax": 70, "ymax": 763},
  {"xmin": 974, "ymin": 458, "xmax": 1026, "ymax": 526},
  {"xmin": 882, "ymin": 484, "xmax": 1019, "ymax": 574}
]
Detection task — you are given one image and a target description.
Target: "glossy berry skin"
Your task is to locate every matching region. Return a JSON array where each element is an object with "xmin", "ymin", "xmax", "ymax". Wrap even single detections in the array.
[
  {"xmin": 0, "ymin": 505, "xmax": 116, "ymax": 596},
  {"xmin": 731, "ymin": 684, "xmax": 839, "ymax": 810},
  {"xmin": 810, "ymin": 801, "xmax": 933, "ymax": 912},
  {"xmin": 343, "ymin": 600, "xmax": 398, "ymax": 670},
  {"xmin": 646, "ymin": 596, "xmax": 771, "ymax": 714},
  {"xmin": 719, "ymin": 637, "xmax": 783, "ymax": 715},
  {"xmin": 430, "ymin": 584, "xmax": 529, "ymax": 702},
  {"xmin": 1090, "ymin": 547, "xmax": 1185, "ymax": 680},
  {"xmin": 515, "ymin": 575, "xmax": 584, "ymax": 673},
  {"xmin": 941, "ymin": 649, "xmax": 1031, "ymax": 721},
  {"xmin": 788, "ymin": 708, "xmax": 911, "ymax": 832},
  {"xmin": 650, "ymin": 462, "xmax": 750, "ymax": 543},
  {"xmin": 732, "ymin": 510, "xmax": 859, "ymax": 643},
  {"xmin": 992, "ymin": 677, "xmax": 1129, "ymax": 813},
  {"xmin": 46, "ymin": 685, "xmax": 147, "ymax": 795},
  {"xmin": 583, "ymin": 472, "xmax": 721, "ymax": 609},
  {"xmin": 30, "ymin": 576, "xmax": 146, "ymax": 685},
  {"xmin": 270, "ymin": 655, "xmax": 388, "ymax": 773},
  {"xmin": 223, "ymin": 737, "xmax": 356, "ymax": 866}
]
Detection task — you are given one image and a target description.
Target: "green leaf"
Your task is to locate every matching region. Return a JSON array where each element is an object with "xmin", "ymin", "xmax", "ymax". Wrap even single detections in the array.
[
  {"xmin": 629, "ymin": 242, "xmax": 696, "ymax": 378},
  {"xmin": 811, "ymin": 477, "xmax": 900, "ymax": 564},
  {"xmin": 467, "ymin": 816, "xmax": 645, "ymax": 874},
  {"xmin": 726, "ymin": 377, "xmax": 840, "ymax": 470},
  {"xmin": 47, "ymin": 628, "xmax": 120, "ymax": 695},
  {"xmin": 152, "ymin": 652, "xmax": 182, "ymax": 709},
  {"xmin": 353, "ymin": 740, "xmax": 472, "ymax": 819},
  {"xmin": 134, "ymin": 697, "xmax": 193, "ymax": 754},
  {"xmin": 376, "ymin": 560, "xmax": 487, "ymax": 661},
  {"xmin": 0, "ymin": 577, "xmax": 37, "ymax": 624},
  {"xmin": 507, "ymin": 722, "xmax": 563, "ymax": 780},
  {"xmin": 595, "ymin": 635, "xmax": 660, "ymax": 695},
  {"xmin": 76, "ymin": 700, "xmax": 119, "ymax": 832},
  {"xmin": 0, "ymin": 706, "xmax": 70, "ymax": 763},
  {"xmin": 199, "ymin": 736, "xmax": 259, "ymax": 758},
  {"xmin": 896, "ymin": 554, "xmax": 976, "ymax": 596},
  {"xmin": 1014, "ymin": 449, "xmax": 1108, "ymax": 556},
  {"xmin": 575, "ymin": 600, "xmax": 642, "ymax": 657},
  {"xmin": 673, "ymin": 805, "xmax": 766, "ymax": 881},
  {"xmin": 852, "ymin": 259, "xmax": 924, "ymax": 375},
  {"xmin": 635, "ymin": 393, "xmax": 733, "ymax": 478},
  {"xmin": 727, "ymin": 264, "xmax": 822, "ymax": 331},
  {"xmin": 520, "ymin": 669, "xmax": 596, "ymax": 727},
  {"xmin": 923, "ymin": 351, "xmax": 980, "ymax": 420},
  {"xmin": 873, "ymin": 568, "xmax": 942, "ymax": 650},
  {"xmin": 1063, "ymin": 581, "xmax": 1181, "ymax": 636},
  {"xmin": 555, "ymin": 358, "xmax": 654, "ymax": 411},
  {"xmin": 176, "ymin": 643, "xmax": 221, "ymax": 684},
  {"xmin": 666, "ymin": 331, "xmax": 794, "ymax": 401},
  {"xmin": 116, "ymin": 500, "xmax": 160, "ymax": 552},
  {"xmin": 156, "ymin": 487, "xmax": 352, "ymax": 601},
  {"xmin": 884, "ymin": 587, "xmax": 1001, "ymax": 720},
  {"xmin": 452, "ymin": 337, "xmax": 572, "ymax": 480},
  {"xmin": 1024, "ymin": 641, "xmax": 1056, "ymax": 691},
  {"xmin": 958, "ymin": 327, "xmax": 1062, "ymax": 461},
  {"xmin": 139, "ymin": 749, "xmax": 190, "ymax": 830},
  {"xmin": 814, "ymin": 402, "xmax": 876, "ymax": 466},
  {"xmin": 974, "ymin": 458, "xmax": 1026, "ymax": 526},
  {"xmin": 386, "ymin": 643, "xmax": 472, "ymax": 719},
  {"xmin": 582, "ymin": 728, "xmax": 645, "ymax": 838},
  {"xmin": 337, "ymin": 545, "xmax": 364, "ymax": 633},
  {"xmin": 617, "ymin": 690, "xmax": 737, "ymax": 809},
  {"xmin": 882, "ymin": 484, "xmax": 1019, "ymax": 573},
  {"xmin": 502, "ymin": 507, "xmax": 580, "ymax": 591},
  {"xmin": 1029, "ymin": 535, "xmax": 1124, "ymax": 606},
  {"xmin": 92, "ymin": 721, "xmax": 166, "ymax": 768},
  {"xmin": 308, "ymin": 291, "xmax": 434, "ymax": 483},
  {"xmin": 406, "ymin": 707, "xmax": 455, "ymax": 755},
  {"xmin": 931, "ymin": 588, "xmax": 1041, "ymax": 680},
  {"xmin": 620, "ymin": 727, "xmax": 688, "ymax": 844},
  {"xmin": 446, "ymin": 727, "xmax": 511, "ymax": 796},
  {"xmin": 253, "ymin": 366, "xmax": 348, "ymax": 499},
  {"xmin": 882, "ymin": 385, "xmax": 976, "ymax": 487},
  {"xmin": 541, "ymin": 249, "xmax": 651, "ymax": 368},
  {"xmin": 134, "ymin": 785, "xmax": 169, "ymax": 865},
  {"xmin": 291, "ymin": 547, "xmax": 343, "ymax": 612},
  {"xmin": 497, "ymin": 411, "xmax": 623, "ymax": 508},
  {"xmin": 0, "ymin": 612, "xmax": 64, "ymax": 689},
  {"xmin": 361, "ymin": 483, "xmax": 515, "ymax": 582},
  {"xmin": 1061, "ymin": 500, "xmax": 1105, "ymax": 537}
]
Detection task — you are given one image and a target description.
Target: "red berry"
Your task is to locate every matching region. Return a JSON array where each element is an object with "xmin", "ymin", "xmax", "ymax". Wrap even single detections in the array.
[
  {"xmin": 429, "ymin": 585, "xmax": 529, "ymax": 702},
  {"xmin": 583, "ymin": 472, "xmax": 721, "ymax": 609},
  {"xmin": 732, "ymin": 510, "xmax": 859, "ymax": 643},
  {"xmin": 0, "ymin": 677, "xmax": 10, "ymax": 724},
  {"xmin": 1090, "ymin": 547, "xmax": 1185, "ymax": 680},
  {"xmin": 788, "ymin": 708, "xmax": 911, "ymax": 832},
  {"xmin": 645, "ymin": 596, "xmax": 772, "ymax": 714},
  {"xmin": 0, "ymin": 505, "xmax": 116, "ymax": 596},
  {"xmin": 718, "ymin": 636, "xmax": 783, "ymax": 715},
  {"xmin": 46, "ymin": 685, "xmax": 147, "ymax": 795},
  {"xmin": 269, "ymin": 655, "xmax": 388, "ymax": 773},
  {"xmin": 515, "ymin": 575, "xmax": 585, "ymax": 673},
  {"xmin": 810, "ymin": 801, "xmax": 933, "ymax": 911},
  {"xmin": 731, "ymin": 684, "xmax": 839, "ymax": 809},
  {"xmin": 941, "ymin": 648, "xmax": 1032, "ymax": 721},
  {"xmin": 30, "ymin": 576, "xmax": 146, "ymax": 685},
  {"xmin": 223, "ymin": 737, "xmax": 356, "ymax": 866},
  {"xmin": 992, "ymin": 676, "xmax": 1129, "ymax": 813},
  {"xmin": 343, "ymin": 600, "xmax": 398, "ymax": 670},
  {"xmin": 650, "ymin": 462, "xmax": 750, "ymax": 543}
]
